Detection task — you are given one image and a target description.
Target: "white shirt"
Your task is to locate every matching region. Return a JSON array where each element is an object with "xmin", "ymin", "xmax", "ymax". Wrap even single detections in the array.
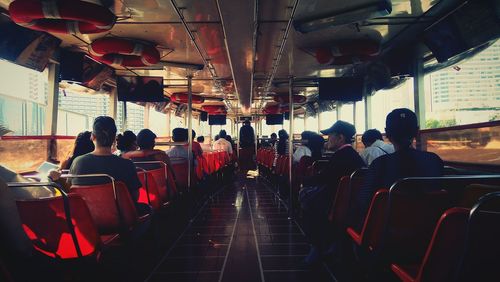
[
  {"xmin": 359, "ymin": 139, "xmax": 395, "ymax": 166},
  {"xmin": 213, "ymin": 138, "xmax": 233, "ymax": 154},
  {"xmin": 200, "ymin": 143, "xmax": 212, "ymax": 152},
  {"xmin": 293, "ymin": 145, "xmax": 312, "ymax": 163}
]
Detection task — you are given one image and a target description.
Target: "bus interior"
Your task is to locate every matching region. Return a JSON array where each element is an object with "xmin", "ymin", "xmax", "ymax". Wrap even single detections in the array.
[{"xmin": 0, "ymin": 0, "xmax": 499, "ymax": 281}]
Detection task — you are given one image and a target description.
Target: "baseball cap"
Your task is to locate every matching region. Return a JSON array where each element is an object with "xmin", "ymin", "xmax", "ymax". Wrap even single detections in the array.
[
  {"xmin": 137, "ymin": 129, "xmax": 157, "ymax": 148},
  {"xmin": 386, "ymin": 108, "xmax": 418, "ymax": 137},
  {"xmin": 320, "ymin": 120, "xmax": 356, "ymax": 140}
]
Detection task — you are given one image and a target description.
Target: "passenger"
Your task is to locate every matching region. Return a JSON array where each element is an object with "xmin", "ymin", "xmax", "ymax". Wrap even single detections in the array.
[
  {"xmin": 214, "ymin": 134, "xmax": 220, "ymax": 141},
  {"xmin": 213, "ymin": 130, "xmax": 233, "ymax": 154},
  {"xmin": 189, "ymin": 130, "xmax": 203, "ymax": 158},
  {"xmin": 49, "ymin": 116, "xmax": 150, "ymax": 216},
  {"xmin": 359, "ymin": 129, "xmax": 394, "ymax": 166},
  {"xmin": 239, "ymin": 119, "xmax": 255, "ymax": 149},
  {"xmin": 270, "ymin": 133, "xmax": 278, "ymax": 147},
  {"xmin": 123, "ymin": 129, "xmax": 174, "ymax": 172},
  {"xmin": 197, "ymin": 136, "xmax": 212, "ymax": 152},
  {"xmin": 292, "ymin": 131, "xmax": 325, "ymax": 163},
  {"xmin": 301, "ymin": 120, "xmax": 365, "ymax": 264},
  {"xmin": 166, "ymin": 128, "xmax": 189, "ymax": 162},
  {"xmin": 274, "ymin": 129, "xmax": 289, "ymax": 166},
  {"xmin": 225, "ymin": 135, "xmax": 236, "ymax": 149},
  {"xmin": 354, "ymin": 108, "xmax": 444, "ymax": 229},
  {"xmin": 114, "ymin": 130, "xmax": 137, "ymax": 157},
  {"xmin": 60, "ymin": 131, "xmax": 95, "ymax": 170}
]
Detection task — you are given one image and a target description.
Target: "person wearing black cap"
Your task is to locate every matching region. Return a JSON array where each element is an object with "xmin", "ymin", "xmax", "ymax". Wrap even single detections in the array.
[
  {"xmin": 354, "ymin": 108, "xmax": 443, "ymax": 230},
  {"xmin": 50, "ymin": 116, "xmax": 150, "ymax": 216},
  {"xmin": 239, "ymin": 119, "xmax": 255, "ymax": 149},
  {"xmin": 301, "ymin": 120, "xmax": 365, "ymax": 264}
]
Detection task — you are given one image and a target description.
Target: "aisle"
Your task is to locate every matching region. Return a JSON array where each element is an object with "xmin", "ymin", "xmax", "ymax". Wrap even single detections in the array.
[{"xmin": 145, "ymin": 172, "xmax": 337, "ymax": 282}]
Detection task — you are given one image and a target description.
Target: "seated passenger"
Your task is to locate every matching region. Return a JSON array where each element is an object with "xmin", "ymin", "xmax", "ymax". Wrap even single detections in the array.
[
  {"xmin": 213, "ymin": 130, "xmax": 233, "ymax": 154},
  {"xmin": 301, "ymin": 120, "xmax": 365, "ymax": 264},
  {"xmin": 359, "ymin": 129, "xmax": 394, "ymax": 166},
  {"xmin": 123, "ymin": 129, "xmax": 174, "ymax": 172},
  {"xmin": 293, "ymin": 131, "xmax": 325, "ymax": 163},
  {"xmin": 354, "ymin": 108, "xmax": 444, "ymax": 229},
  {"xmin": 197, "ymin": 136, "xmax": 212, "ymax": 152},
  {"xmin": 50, "ymin": 116, "xmax": 150, "ymax": 215},
  {"xmin": 274, "ymin": 129, "xmax": 289, "ymax": 166},
  {"xmin": 188, "ymin": 130, "xmax": 203, "ymax": 158},
  {"xmin": 60, "ymin": 131, "xmax": 95, "ymax": 170},
  {"xmin": 114, "ymin": 130, "xmax": 137, "ymax": 157},
  {"xmin": 167, "ymin": 128, "xmax": 189, "ymax": 163},
  {"xmin": 225, "ymin": 135, "xmax": 236, "ymax": 150}
]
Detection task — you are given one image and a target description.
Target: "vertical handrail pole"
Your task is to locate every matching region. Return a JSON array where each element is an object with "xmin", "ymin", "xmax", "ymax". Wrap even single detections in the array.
[
  {"xmin": 288, "ymin": 75, "xmax": 294, "ymax": 218},
  {"xmin": 187, "ymin": 74, "xmax": 193, "ymax": 192}
]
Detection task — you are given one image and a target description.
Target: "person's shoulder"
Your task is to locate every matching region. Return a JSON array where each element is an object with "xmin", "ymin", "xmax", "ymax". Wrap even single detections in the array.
[
  {"xmin": 419, "ymin": 150, "xmax": 443, "ymax": 163},
  {"xmin": 72, "ymin": 153, "xmax": 92, "ymax": 164}
]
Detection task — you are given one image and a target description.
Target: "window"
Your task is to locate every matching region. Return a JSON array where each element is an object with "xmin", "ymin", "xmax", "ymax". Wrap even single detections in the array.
[
  {"xmin": 125, "ymin": 102, "xmax": 145, "ymax": 134},
  {"xmin": 0, "ymin": 60, "xmax": 48, "ymax": 135},
  {"xmin": 319, "ymin": 110, "xmax": 336, "ymax": 131},
  {"xmin": 371, "ymin": 78, "xmax": 415, "ymax": 131},
  {"xmin": 58, "ymin": 89, "xmax": 110, "ymax": 135},
  {"xmin": 149, "ymin": 109, "xmax": 168, "ymax": 136},
  {"xmin": 424, "ymin": 40, "xmax": 500, "ymax": 128}
]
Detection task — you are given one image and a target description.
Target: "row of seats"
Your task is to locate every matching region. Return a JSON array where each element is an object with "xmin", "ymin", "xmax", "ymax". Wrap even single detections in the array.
[
  {"xmin": 331, "ymin": 172, "xmax": 500, "ymax": 281},
  {"xmin": 8, "ymin": 150, "xmax": 233, "ymax": 264}
]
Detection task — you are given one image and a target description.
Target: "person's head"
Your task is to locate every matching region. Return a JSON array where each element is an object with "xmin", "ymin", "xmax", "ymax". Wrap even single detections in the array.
[
  {"xmin": 72, "ymin": 131, "xmax": 95, "ymax": 157},
  {"xmin": 308, "ymin": 132, "xmax": 326, "ymax": 159},
  {"xmin": 192, "ymin": 130, "xmax": 196, "ymax": 140},
  {"xmin": 321, "ymin": 120, "xmax": 356, "ymax": 151},
  {"xmin": 278, "ymin": 129, "xmax": 288, "ymax": 140},
  {"xmin": 225, "ymin": 135, "xmax": 233, "ymax": 143},
  {"xmin": 137, "ymin": 129, "xmax": 157, "ymax": 150},
  {"xmin": 116, "ymin": 130, "xmax": 137, "ymax": 152},
  {"xmin": 243, "ymin": 119, "xmax": 250, "ymax": 126},
  {"xmin": 219, "ymin": 130, "xmax": 227, "ymax": 139},
  {"xmin": 92, "ymin": 116, "xmax": 117, "ymax": 148},
  {"xmin": 270, "ymin": 133, "xmax": 277, "ymax": 141},
  {"xmin": 172, "ymin": 128, "xmax": 188, "ymax": 142},
  {"xmin": 385, "ymin": 108, "xmax": 418, "ymax": 148},
  {"xmin": 214, "ymin": 134, "xmax": 220, "ymax": 141},
  {"xmin": 197, "ymin": 136, "xmax": 205, "ymax": 143},
  {"xmin": 361, "ymin": 129, "xmax": 383, "ymax": 147}
]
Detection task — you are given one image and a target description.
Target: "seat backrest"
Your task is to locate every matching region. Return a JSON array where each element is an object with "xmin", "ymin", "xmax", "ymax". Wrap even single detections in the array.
[
  {"xmin": 361, "ymin": 189, "xmax": 389, "ymax": 250},
  {"xmin": 147, "ymin": 167, "xmax": 168, "ymax": 202},
  {"xmin": 459, "ymin": 192, "xmax": 500, "ymax": 282},
  {"xmin": 418, "ymin": 207, "xmax": 469, "ymax": 282},
  {"xmin": 137, "ymin": 171, "xmax": 162, "ymax": 211},
  {"xmin": 385, "ymin": 189, "xmax": 451, "ymax": 262},
  {"xmin": 171, "ymin": 161, "xmax": 190, "ymax": 190},
  {"xmin": 458, "ymin": 184, "xmax": 500, "ymax": 208},
  {"xmin": 329, "ymin": 175, "xmax": 350, "ymax": 225},
  {"xmin": 347, "ymin": 168, "xmax": 368, "ymax": 215},
  {"xmin": 70, "ymin": 181, "xmax": 138, "ymax": 235},
  {"xmin": 16, "ymin": 194, "xmax": 101, "ymax": 259}
]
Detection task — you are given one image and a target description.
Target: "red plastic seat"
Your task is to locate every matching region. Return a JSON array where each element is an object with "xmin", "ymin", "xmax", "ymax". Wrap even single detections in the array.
[
  {"xmin": 11, "ymin": 182, "xmax": 105, "ymax": 260},
  {"xmin": 137, "ymin": 170, "xmax": 162, "ymax": 211},
  {"xmin": 391, "ymin": 207, "xmax": 469, "ymax": 282},
  {"xmin": 70, "ymin": 180, "xmax": 142, "ymax": 235},
  {"xmin": 171, "ymin": 160, "xmax": 195, "ymax": 191}
]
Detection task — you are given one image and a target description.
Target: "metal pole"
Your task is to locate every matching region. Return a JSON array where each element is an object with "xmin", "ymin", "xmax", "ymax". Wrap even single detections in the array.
[
  {"xmin": 353, "ymin": 102, "xmax": 356, "ymax": 130},
  {"xmin": 187, "ymin": 74, "xmax": 193, "ymax": 192},
  {"xmin": 317, "ymin": 110, "xmax": 321, "ymax": 133},
  {"xmin": 364, "ymin": 95, "xmax": 372, "ymax": 130},
  {"xmin": 288, "ymin": 76, "xmax": 294, "ymax": 218},
  {"xmin": 236, "ymin": 104, "xmax": 240, "ymax": 159},
  {"xmin": 254, "ymin": 115, "xmax": 258, "ymax": 159}
]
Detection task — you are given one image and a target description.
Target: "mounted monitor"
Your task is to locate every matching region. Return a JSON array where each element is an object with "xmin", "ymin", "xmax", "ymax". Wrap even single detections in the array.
[
  {"xmin": 117, "ymin": 76, "xmax": 165, "ymax": 102},
  {"xmin": 0, "ymin": 21, "xmax": 61, "ymax": 72},
  {"xmin": 200, "ymin": 111, "xmax": 208, "ymax": 121},
  {"xmin": 423, "ymin": 0, "xmax": 500, "ymax": 63},
  {"xmin": 318, "ymin": 77, "xmax": 364, "ymax": 102},
  {"xmin": 266, "ymin": 114, "xmax": 284, "ymax": 125},
  {"xmin": 209, "ymin": 115, "xmax": 227, "ymax": 125},
  {"xmin": 60, "ymin": 50, "xmax": 114, "ymax": 90}
]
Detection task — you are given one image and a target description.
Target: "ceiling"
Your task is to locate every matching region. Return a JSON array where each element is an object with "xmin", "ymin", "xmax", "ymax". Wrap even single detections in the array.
[{"xmin": 0, "ymin": 0, "xmax": 460, "ymax": 116}]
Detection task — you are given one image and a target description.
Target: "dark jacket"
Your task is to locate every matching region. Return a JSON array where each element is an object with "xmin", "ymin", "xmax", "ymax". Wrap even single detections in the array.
[
  {"xmin": 239, "ymin": 125, "xmax": 255, "ymax": 148},
  {"xmin": 355, "ymin": 147, "xmax": 444, "ymax": 229}
]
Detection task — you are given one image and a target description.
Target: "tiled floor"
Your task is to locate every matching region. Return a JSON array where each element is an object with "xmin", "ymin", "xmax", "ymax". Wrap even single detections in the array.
[{"xmin": 146, "ymin": 173, "xmax": 337, "ymax": 282}]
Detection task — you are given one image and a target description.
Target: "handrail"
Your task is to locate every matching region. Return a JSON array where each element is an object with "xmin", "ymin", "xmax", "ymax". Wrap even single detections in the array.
[
  {"xmin": 8, "ymin": 181, "xmax": 83, "ymax": 258},
  {"xmin": 156, "ymin": 141, "xmax": 188, "ymax": 146}
]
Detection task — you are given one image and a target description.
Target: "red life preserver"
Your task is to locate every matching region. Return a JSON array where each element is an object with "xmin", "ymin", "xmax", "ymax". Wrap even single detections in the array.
[
  {"xmin": 170, "ymin": 92, "xmax": 205, "ymax": 104},
  {"xmin": 273, "ymin": 94, "xmax": 306, "ymax": 104},
  {"xmin": 316, "ymin": 40, "xmax": 380, "ymax": 65},
  {"xmin": 202, "ymin": 105, "xmax": 227, "ymax": 114},
  {"xmin": 8, "ymin": 0, "xmax": 116, "ymax": 34},
  {"xmin": 89, "ymin": 37, "xmax": 161, "ymax": 67},
  {"xmin": 263, "ymin": 104, "xmax": 289, "ymax": 114}
]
